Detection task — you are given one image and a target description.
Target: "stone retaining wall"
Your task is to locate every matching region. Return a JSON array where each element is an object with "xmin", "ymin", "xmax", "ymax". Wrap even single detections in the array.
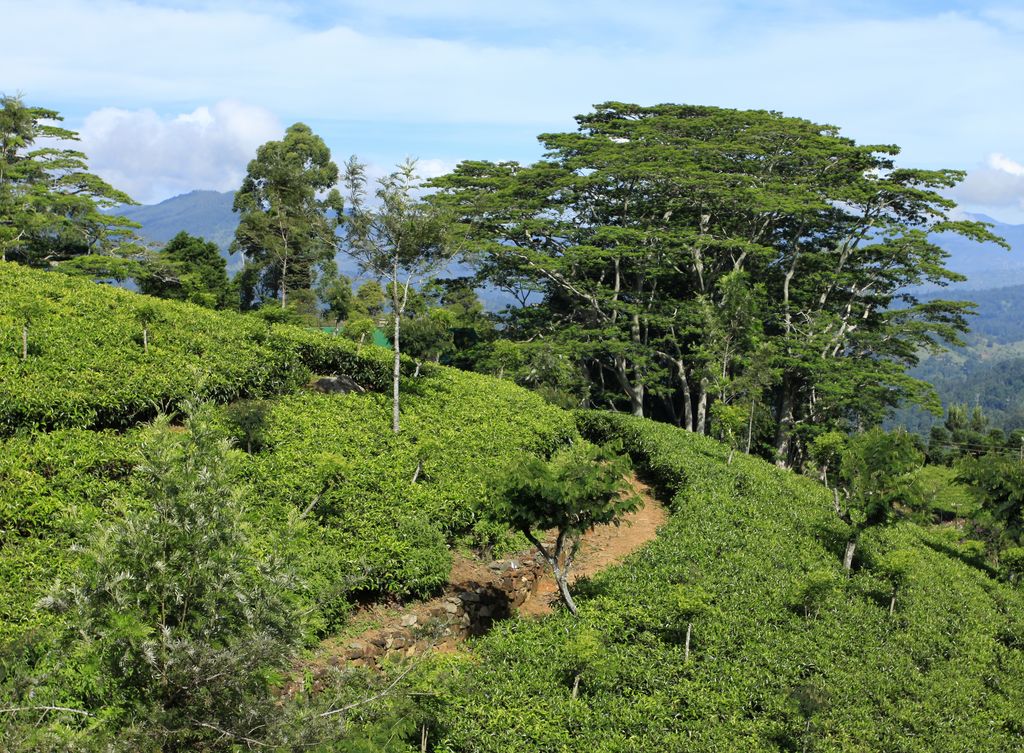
[{"xmin": 337, "ymin": 554, "xmax": 548, "ymax": 669}]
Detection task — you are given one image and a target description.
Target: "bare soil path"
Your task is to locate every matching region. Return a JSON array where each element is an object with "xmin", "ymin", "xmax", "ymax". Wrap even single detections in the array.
[
  {"xmin": 519, "ymin": 474, "xmax": 668, "ymax": 616},
  {"xmin": 302, "ymin": 473, "xmax": 667, "ymax": 678}
]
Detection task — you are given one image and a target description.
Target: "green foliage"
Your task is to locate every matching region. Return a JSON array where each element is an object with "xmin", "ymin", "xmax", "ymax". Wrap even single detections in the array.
[
  {"xmin": 316, "ymin": 268, "xmax": 353, "ymax": 327},
  {"xmin": 0, "ymin": 428, "xmax": 140, "ymax": 639},
  {"xmin": 0, "ymin": 263, "xmax": 397, "ymax": 434},
  {"xmin": 490, "ymin": 442, "xmax": 636, "ymax": 538},
  {"xmin": 432, "ymin": 102, "xmax": 1001, "ymax": 465},
  {"xmin": 913, "ymin": 464, "xmax": 977, "ymax": 520},
  {"xmin": 419, "ymin": 411, "xmax": 1024, "ymax": 751},
  {"xmin": 0, "ymin": 95, "xmax": 138, "ymax": 266},
  {"xmin": 490, "ymin": 441, "xmax": 639, "ymax": 614},
  {"xmin": 839, "ymin": 428, "xmax": 925, "ymax": 529},
  {"xmin": 138, "ymin": 230, "xmax": 231, "ymax": 308},
  {"xmin": 5, "ymin": 409, "xmax": 302, "ymax": 750},
  {"xmin": 790, "ymin": 568, "xmax": 844, "ymax": 619},
  {"xmin": 232, "ymin": 123, "xmax": 344, "ymax": 309},
  {"xmin": 1002, "ymin": 547, "xmax": 1024, "ymax": 584},
  {"xmin": 232, "ymin": 368, "xmax": 578, "ymax": 619},
  {"xmin": 956, "ymin": 450, "xmax": 1024, "ymax": 544}
]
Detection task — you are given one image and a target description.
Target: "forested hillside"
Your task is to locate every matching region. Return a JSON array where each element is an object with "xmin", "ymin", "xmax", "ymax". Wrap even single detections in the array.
[{"xmin": 895, "ymin": 284, "xmax": 1024, "ymax": 432}]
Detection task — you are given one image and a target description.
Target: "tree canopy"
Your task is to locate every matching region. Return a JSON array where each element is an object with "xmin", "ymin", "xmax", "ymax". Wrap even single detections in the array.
[
  {"xmin": 431, "ymin": 102, "xmax": 1005, "ymax": 466},
  {"xmin": 138, "ymin": 231, "xmax": 231, "ymax": 308},
  {"xmin": 231, "ymin": 123, "xmax": 343, "ymax": 309},
  {"xmin": 0, "ymin": 95, "xmax": 137, "ymax": 266}
]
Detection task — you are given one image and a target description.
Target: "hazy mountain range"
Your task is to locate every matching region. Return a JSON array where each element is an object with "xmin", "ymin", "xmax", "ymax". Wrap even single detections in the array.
[{"xmin": 124, "ymin": 190, "xmax": 1024, "ymax": 289}]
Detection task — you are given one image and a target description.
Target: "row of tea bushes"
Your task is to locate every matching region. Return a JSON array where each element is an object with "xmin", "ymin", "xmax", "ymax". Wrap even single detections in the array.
[
  {"xmin": 1, "ymin": 365, "xmax": 578, "ymax": 641},
  {"xmin": 417, "ymin": 412, "xmax": 1024, "ymax": 752},
  {"xmin": 231, "ymin": 370, "xmax": 577, "ymax": 623},
  {"xmin": 0, "ymin": 263, "xmax": 396, "ymax": 434}
]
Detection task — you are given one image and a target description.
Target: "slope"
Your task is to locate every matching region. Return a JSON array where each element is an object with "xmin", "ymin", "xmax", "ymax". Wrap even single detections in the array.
[
  {"xmin": 0, "ymin": 263, "xmax": 577, "ymax": 643},
  {"xmin": 416, "ymin": 412, "xmax": 1024, "ymax": 752}
]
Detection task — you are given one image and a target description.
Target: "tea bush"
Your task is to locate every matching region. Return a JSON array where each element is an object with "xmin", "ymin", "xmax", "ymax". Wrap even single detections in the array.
[
  {"xmin": 0, "ymin": 262, "xmax": 397, "ymax": 434},
  {"xmin": 232, "ymin": 370, "xmax": 577, "ymax": 613},
  {"xmin": 0, "ymin": 264, "xmax": 578, "ymax": 640},
  {"xmin": 421, "ymin": 412, "xmax": 1024, "ymax": 751}
]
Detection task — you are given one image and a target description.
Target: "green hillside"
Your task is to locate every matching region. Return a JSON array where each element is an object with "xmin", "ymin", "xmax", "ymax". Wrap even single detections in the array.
[
  {"xmin": 2, "ymin": 265, "xmax": 1023, "ymax": 751},
  {"xmin": 895, "ymin": 284, "xmax": 1024, "ymax": 433},
  {"xmin": 0, "ymin": 263, "xmax": 575, "ymax": 642},
  {"xmin": 416, "ymin": 413, "xmax": 1024, "ymax": 751}
]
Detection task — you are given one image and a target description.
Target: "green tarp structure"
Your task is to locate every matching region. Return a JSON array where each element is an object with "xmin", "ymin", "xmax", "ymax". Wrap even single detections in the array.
[{"xmin": 320, "ymin": 326, "xmax": 391, "ymax": 349}]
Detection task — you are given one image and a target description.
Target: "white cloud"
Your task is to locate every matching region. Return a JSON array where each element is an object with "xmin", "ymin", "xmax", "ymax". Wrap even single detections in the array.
[
  {"xmin": 952, "ymin": 153, "xmax": 1024, "ymax": 218},
  {"xmin": 989, "ymin": 153, "xmax": 1024, "ymax": 178},
  {"xmin": 4, "ymin": 1, "xmax": 1024, "ymax": 217},
  {"xmin": 78, "ymin": 100, "xmax": 282, "ymax": 203}
]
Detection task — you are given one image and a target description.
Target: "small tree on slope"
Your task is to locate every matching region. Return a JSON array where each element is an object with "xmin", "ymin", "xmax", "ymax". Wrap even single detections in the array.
[
  {"xmin": 342, "ymin": 157, "xmax": 455, "ymax": 433},
  {"xmin": 491, "ymin": 443, "xmax": 640, "ymax": 615},
  {"xmin": 836, "ymin": 428, "xmax": 924, "ymax": 570}
]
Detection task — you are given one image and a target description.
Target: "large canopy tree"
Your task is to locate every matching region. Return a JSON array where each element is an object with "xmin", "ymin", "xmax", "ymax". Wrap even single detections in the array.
[
  {"xmin": 0, "ymin": 95, "xmax": 137, "ymax": 265},
  {"xmin": 432, "ymin": 102, "xmax": 1004, "ymax": 467},
  {"xmin": 231, "ymin": 123, "xmax": 343, "ymax": 309}
]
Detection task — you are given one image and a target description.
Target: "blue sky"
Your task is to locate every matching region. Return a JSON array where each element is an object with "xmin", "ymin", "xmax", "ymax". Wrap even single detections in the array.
[{"xmin": 3, "ymin": 0, "xmax": 1023, "ymax": 220}]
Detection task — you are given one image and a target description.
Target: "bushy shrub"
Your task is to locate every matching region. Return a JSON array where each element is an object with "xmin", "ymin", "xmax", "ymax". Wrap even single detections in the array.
[{"xmin": 3, "ymin": 410, "xmax": 303, "ymax": 751}]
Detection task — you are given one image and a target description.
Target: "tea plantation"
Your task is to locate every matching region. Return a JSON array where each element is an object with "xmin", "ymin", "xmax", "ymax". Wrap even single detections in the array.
[
  {"xmin": 3, "ymin": 263, "xmax": 1024, "ymax": 751},
  {"xmin": 0, "ymin": 263, "xmax": 575, "ymax": 641},
  {"xmin": 416, "ymin": 412, "xmax": 1024, "ymax": 752}
]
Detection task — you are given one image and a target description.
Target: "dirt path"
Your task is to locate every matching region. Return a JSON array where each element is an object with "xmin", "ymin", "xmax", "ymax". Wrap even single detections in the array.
[
  {"xmin": 301, "ymin": 473, "xmax": 667, "ymax": 678},
  {"xmin": 519, "ymin": 474, "xmax": 667, "ymax": 616}
]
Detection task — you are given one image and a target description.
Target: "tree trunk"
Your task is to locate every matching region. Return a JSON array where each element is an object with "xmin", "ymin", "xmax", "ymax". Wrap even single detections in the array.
[
  {"xmin": 392, "ymin": 312, "xmax": 401, "ymax": 434},
  {"xmin": 553, "ymin": 566, "xmax": 578, "ymax": 616},
  {"xmin": 746, "ymin": 397, "xmax": 756, "ymax": 453},
  {"xmin": 631, "ymin": 381, "xmax": 645, "ymax": 417},
  {"xmin": 571, "ymin": 673, "xmax": 581, "ymax": 700},
  {"xmin": 143, "ymin": 326, "xmax": 148, "ymax": 353},
  {"xmin": 843, "ymin": 539, "xmax": 856, "ymax": 571},
  {"xmin": 889, "ymin": 592, "xmax": 896, "ymax": 616},
  {"xmin": 280, "ymin": 257, "xmax": 288, "ymax": 308},
  {"xmin": 774, "ymin": 378, "xmax": 795, "ymax": 468},
  {"xmin": 674, "ymin": 358, "xmax": 693, "ymax": 431},
  {"xmin": 21, "ymin": 325, "xmax": 28, "ymax": 361},
  {"xmin": 695, "ymin": 377, "xmax": 708, "ymax": 434},
  {"xmin": 613, "ymin": 356, "xmax": 644, "ymax": 418},
  {"xmin": 684, "ymin": 621, "xmax": 692, "ymax": 662}
]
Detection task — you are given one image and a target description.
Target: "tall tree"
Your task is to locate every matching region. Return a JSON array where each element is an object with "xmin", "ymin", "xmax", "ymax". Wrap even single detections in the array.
[
  {"xmin": 231, "ymin": 123, "xmax": 343, "ymax": 309},
  {"xmin": 432, "ymin": 103, "xmax": 1003, "ymax": 464},
  {"xmin": 0, "ymin": 95, "xmax": 137, "ymax": 265},
  {"xmin": 342, "ymin": 158, "xmax": 454, "ymax": 433},
  {"xmin": 138, "ymin": 231, "xmax": 231, "ymax": 308}
]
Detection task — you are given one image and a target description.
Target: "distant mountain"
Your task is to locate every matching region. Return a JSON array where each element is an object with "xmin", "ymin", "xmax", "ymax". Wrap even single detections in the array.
[
  {"xmin": 891, "ymin": 283, "xmax": 1024, "ymax": 434},
  {"xmin": 117, "ymin": 190, "xmax": 240, "ymax": 267},
  {"xmin": 924, "ymin": 215, "xmax": 1024, "ymax": 291},
  {"xmin": 114, "ymin": 190, "xmax": 521, "ymax": 307}
]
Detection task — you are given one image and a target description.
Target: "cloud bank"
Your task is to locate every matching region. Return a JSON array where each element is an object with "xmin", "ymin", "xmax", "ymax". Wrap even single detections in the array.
[
  {"xmin": 4, "ymin": 1, "xmax": 1022, "ymax": 216},
  {"xmin": 954, "ymin": 154, "xmax": 1024, "ymax": 218},
  {"xmin": 78, "ymin": 101, "xmax": 282, "ymax": 204}
]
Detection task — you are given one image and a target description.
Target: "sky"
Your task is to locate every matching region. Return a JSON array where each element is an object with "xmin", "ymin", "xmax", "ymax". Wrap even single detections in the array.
[{"xmin": 2, "ymin": 0, "xmax": 1023, "ymax": 221}]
